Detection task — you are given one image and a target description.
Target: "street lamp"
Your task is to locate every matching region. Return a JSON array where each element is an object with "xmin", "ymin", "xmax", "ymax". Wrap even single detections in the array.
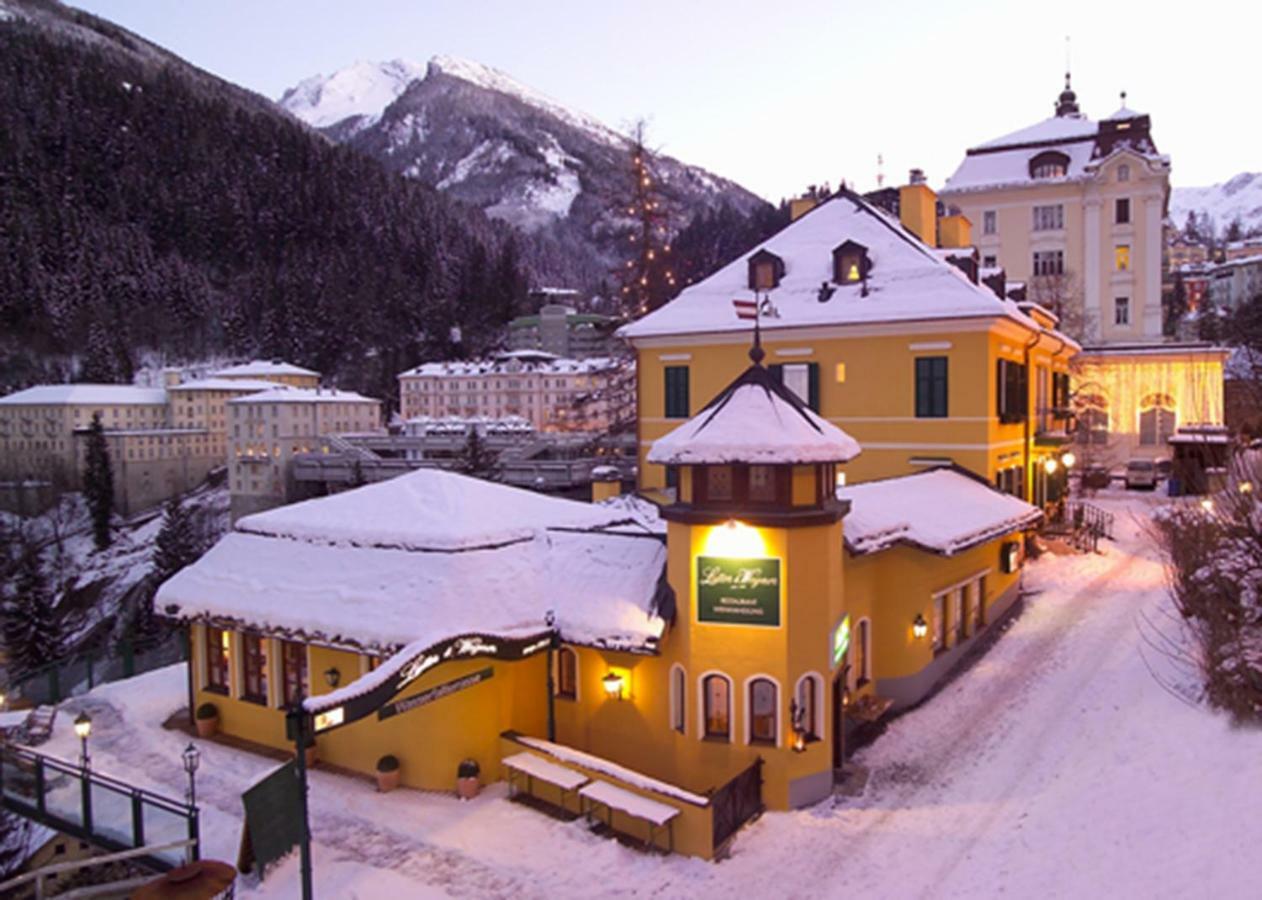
[
  {"xmin": 1061, "ymin": 451, "xmax": 1076, "ymax": 469},
  {"xmin": 73, "ymin": 712, "xmax": 92, "ymax": 769},
  {"xmin": 1044, "ymin": 458, "xmax": 1059, "ymax": 475},
  {"xmin": 182, "ymin": 742, "xmax": 201, "ymax": 807}
]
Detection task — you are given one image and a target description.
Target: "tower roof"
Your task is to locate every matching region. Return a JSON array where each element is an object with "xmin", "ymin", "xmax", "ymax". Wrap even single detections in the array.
[
  {"xmin": 1055, "ymin": 72, "xmax": 1081, "ymax": 117},
  {"xmin": 647, "ymin": 359, "xmax": 861, "ymax": 466}
]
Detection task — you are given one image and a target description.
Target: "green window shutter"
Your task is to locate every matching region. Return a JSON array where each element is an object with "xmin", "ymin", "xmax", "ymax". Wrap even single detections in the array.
[
  {"xmin": 916, "ymin": 357, "xmax": 947, "ymax": 418},
  {"xmin": 935, "ymin": 357, "xmax": 948, "ymax": 417},
  {"xmin": 915, "ymin": 359, "xmax": 928, "ymax": 418},
  {"xmin": 664, "ymin": 366, "xmax": 690, "ymax": 418},
  {"xmin": 807, "ymin": 363, "xmax": 820, "ymax": 412}
]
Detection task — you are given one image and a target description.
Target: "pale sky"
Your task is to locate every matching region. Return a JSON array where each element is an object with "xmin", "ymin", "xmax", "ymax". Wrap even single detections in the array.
[{"xmin": 71, "ymin": 0, "xmax": 1260, "ymax": 202}]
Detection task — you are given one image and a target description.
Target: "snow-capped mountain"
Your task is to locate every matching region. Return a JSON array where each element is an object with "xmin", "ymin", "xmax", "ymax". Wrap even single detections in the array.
[
  {"xmin": 278, "ymin": 56, "xmax": 768, "ymax": 284},
  {"xmin": 1170, "ymin": 173, "xmax": 1262, "ymax": 236}
]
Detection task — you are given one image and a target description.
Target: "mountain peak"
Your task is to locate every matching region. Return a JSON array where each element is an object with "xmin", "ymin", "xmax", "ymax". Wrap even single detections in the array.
[{"xmin": 279, "ymin": 58, "xmax": 425, "ymax": 130}]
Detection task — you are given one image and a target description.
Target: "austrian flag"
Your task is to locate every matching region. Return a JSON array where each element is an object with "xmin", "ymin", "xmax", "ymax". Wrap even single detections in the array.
[{"xmin": 732, "ymin": 298, "xmax": 758, "ymax": 320}]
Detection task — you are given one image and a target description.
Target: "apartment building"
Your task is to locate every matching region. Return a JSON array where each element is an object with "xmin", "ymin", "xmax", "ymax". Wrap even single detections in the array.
[
  {"xmin": 507, "ymin": 304, "xmax": 619, "ymax": 359},
  {"xmin": 398, "ymin": 351, "xmax": 616, "ymax": 432},
  {"xmin": 228, "ymin": 387, "xmax": 382, "ymax": 519},
  {"xmin": 210, "ymin": 360, "xmax": 320, "ymax": 389}
]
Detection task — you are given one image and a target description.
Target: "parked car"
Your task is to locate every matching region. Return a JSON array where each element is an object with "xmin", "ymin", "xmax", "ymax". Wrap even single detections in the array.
[
  {"xmin": 1082, "ymin": 464, "xmax": 1111, "ymax": 489},
  {"xmin": 1155, "ymin": 457, "xmax": 1172, "ymax": 480},
  {"xmin": 1125, "ymin": 459, "xmax": 1158, "ymax": 490}
]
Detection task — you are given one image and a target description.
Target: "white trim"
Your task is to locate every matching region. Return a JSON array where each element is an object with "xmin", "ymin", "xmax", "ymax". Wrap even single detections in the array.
[
  {"xmin": 742, "ymin": 673, "xmax": 782, "ymax": 748},
  {"xmin": 793, "ymin": 672, "xmax": 825, "ymax": 740},
  {"xmin": 934, "ymin": 566, "xmax": 994, "ymax": 597},
  {"xmin": 857, "ymin": 439, "xmax": 1025, "ymax": 451},
  {"xmin": 267, "ymin": 637, "xmax": 282, "ymax": 708},
  {"xmin": 774, "ymin": 348, "xmax": 814, "ymax": 357},
  {"xmin": 669, "ymin": 663, "xmax": 687, "ymax": 735},
  {"xmin": 628, "ymin": 316, "xmax": 1011, "ymax": 348},
  {"xmin": 829, "ymin": 416, "xmax": 991, "ymax": 423},
  {"xmin": 909, "ymin": 341, "xmax": 952, "ymax": 351},
  {"xmin": 657, "ymin": 353, "xmax": 692, "ymax": 361},
  {"xmin": 696, "ymin": 669, "xmax": 733, "ymax": 742}
]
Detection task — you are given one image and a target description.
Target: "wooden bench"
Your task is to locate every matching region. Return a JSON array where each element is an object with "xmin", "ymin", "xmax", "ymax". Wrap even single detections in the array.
[
  {"xmin": 579, "ymin": 779, "xmax": 680, "ymax": 853},
  {"xmin": 503, "ymin": 752, "xmax": 588, "ymax": 813}
]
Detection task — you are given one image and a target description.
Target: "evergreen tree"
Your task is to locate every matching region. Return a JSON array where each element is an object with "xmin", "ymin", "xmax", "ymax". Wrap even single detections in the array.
[
  {"xmin": 80, "ymin": 318, "xmax": 119, "ymax": 383},
  {"xmin": 82, "ymin": 412, "xmax": 114, "ymax": 550},
  {"xmin": 612, "ymin": 122, "xmax": 676, "ymax": 318},
  {"xmin": 454, "ymin": 427, "xmax": 502, "ymax": 481},
  {"xmin": 2, "ymin": 540, "xmax": 62, "ymax": 675},
  {"xmin": 152, "ymin": 498, "xmax": 200, "ymax": 583}
]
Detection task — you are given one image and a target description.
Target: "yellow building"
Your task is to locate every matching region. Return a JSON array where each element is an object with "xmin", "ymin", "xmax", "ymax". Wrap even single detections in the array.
[
  {"xmin": 210, "ymin": 360, "xmax": 320, "ymax": 390},
  {"xmin": 159, "ymin": 352, "xmax": 1042, "ymax": 857},
  {"xmin": 619, "ymin": 186, "xmax": 1079, "ymax": 507}
]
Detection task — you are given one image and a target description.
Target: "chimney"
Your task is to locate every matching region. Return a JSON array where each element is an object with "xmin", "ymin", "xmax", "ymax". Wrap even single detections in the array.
[
  {"xmin": 789, "ymin": 194, "xmax": 818, "ymax": 222},
  {"xmin": 898, "ymin": 169, "xmax": 938, "ymax": 246}
]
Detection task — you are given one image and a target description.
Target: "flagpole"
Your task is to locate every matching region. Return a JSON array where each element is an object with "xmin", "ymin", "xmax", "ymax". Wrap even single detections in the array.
[{"xmin": 750, "ymin": 290, "xmax": 765, "ymax": 365}]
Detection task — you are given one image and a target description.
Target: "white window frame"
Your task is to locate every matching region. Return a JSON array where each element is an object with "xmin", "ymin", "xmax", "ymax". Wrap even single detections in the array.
[
  {"xmin": 743, "ymin": 673, "xmax": 782, "ymax": 748},
  {"xmin": 1114, "ymin": 297, "xmax": 1130, "ymax": 326},
  {"xmin": 1032, "ymin": 204, "xmax": 1064, "ymax": 231},
  {"xmin": 669, "ymin": 663, "xmax": 687, "ymax": 734},
  {"xmin": 983, "ymin": 210, "xmax": 997, "ymax": 235},
  {"xmin": 793, "ymin": 672, "xmax": 825, "ymax": 740},
  {"xmin": 697, "ymin": 670, "xmax": 733, "ymax": 742},
  {"xmin": 553, "ymin": 646, "xmax": 580, "ymax": 701}
]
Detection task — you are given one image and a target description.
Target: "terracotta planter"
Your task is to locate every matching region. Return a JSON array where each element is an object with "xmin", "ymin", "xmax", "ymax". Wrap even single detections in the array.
[
  {"xmin": 195, "ymin": 715, "xmax": 218, "ymax": 738},
  {"xmin": 456, "ymin": 776, "xmax": 481, "ymax": 800},
  {"xmin": 376, "ymin": 769, "xmax": 400, "ymax": 793},
  {"xmin": 304, "ymin": 745, "xmax": 317, "ymax": 769}
]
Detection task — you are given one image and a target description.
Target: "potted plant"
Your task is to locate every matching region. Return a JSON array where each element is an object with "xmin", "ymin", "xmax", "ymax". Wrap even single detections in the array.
[
  {"xmin": 376, "ymin": 755, "xmax": 400, "ymax": 793},
  {"xmin": 194, "ymin": 702, "xmax": 218, "ymax": 738},
  {"xmin": 456, "ymin": 758, "xmax": 481, "ymax": 800}
]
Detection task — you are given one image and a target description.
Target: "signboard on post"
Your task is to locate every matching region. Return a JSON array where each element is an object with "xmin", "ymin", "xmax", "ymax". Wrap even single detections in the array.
[
  {"xmin": 239, "ymin": 760, "xmax": 303, "ymax": 879},
  {"xmin": 696, "ymin": 556, "xmax": 781, "ymax": 627},
  {"xmin": 831, "ymin": 614, "xmax": 852, "ymax": 668}
]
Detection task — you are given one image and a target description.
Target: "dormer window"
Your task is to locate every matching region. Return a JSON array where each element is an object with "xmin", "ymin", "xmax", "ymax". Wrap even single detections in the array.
[
  {"xmin": 1029, "ymin": 150, "xmax": 1070, "ymax": 180},
  {"xmin": 747, "ymin": 250, "xmax": 785, "ymax": 291},
  {"xmin": 832, "ymin": 241, "xmax": 871, "ymax": 285}
]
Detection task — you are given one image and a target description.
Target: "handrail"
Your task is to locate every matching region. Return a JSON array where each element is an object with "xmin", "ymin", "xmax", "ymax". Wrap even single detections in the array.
[
  {"xmin": 3, "ymin": 743, "xmax": 194, "ymax": 815},
  {"xmin": 0, "ymin": 838, "xmax": 196, "ymax": 894}
]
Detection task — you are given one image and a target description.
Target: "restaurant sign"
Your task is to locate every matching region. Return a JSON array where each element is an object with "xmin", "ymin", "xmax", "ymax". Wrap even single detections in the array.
[
  {"xmin": 378, "ymin": 667, "xmax": 493, "ymax": 721},
  {"xmin": 696, "ymin": 556, "xmax": 781, "ymax": 627}
]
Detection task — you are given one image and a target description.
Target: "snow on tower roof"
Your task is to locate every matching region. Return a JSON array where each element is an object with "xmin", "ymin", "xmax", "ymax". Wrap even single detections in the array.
[
  {"xmin": 210, "ymin": 360, "xmax": 319, "ymax": 378},
  {"xmin": 647, "ymin": 361, "xmax": 861, "ymax": 466},
  {"xmin": 156, "ymin": 469, "xmax": 669, "ymax": 657},
  {"xmin": 618, "ymin": 191, "xmax": 1049, "ymax": 341},
  {"xmin": 0, "ymin": 384, "xmax": 168, "ymax": 406},
  {"xmin": 838, "ymin": 467, "xmax": 1042, "ymax": 556}
]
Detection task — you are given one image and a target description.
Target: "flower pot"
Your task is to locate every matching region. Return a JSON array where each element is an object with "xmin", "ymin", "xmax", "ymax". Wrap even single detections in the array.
[
  {"xmin": 376, "ymin": 768, "xmax": 401, "ymax": 793},
  {"xmin": 304, "ymin": 745, "xmax": 317, "ymax": 769},
  {"xmin": 456, "ymin": 776, "xmax": 481, "ymax": 800},
  {"xmin": 195, "ymin": 715, "xmax": 218, "ymax": 738}
]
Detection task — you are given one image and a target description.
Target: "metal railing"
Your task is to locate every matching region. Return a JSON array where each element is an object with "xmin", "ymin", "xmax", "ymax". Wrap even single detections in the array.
[
  {"xmin": 0, "ymin": 838, "xmax": 198, "ymax": 899},
  {"xmin": 1064, "ymin": 500, "xmax": 1114, "ymax": 552},
  {"xmin": 6, "ymin": 632, "xmax": 188, "ymax": 708},
  {"xmin": 0, "ymin": 744, "xmax": 199, "ymax": 873}
]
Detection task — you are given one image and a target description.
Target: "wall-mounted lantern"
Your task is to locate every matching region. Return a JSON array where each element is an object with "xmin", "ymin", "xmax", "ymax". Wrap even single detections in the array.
[
  {"xmin": 601, "ymin": 671, "xmax": 625, "ymax": 700},
  {"xmin": 324, "ymin": 667, "xmax": 341, "ymax": 689},
  {"xmin": 912, "ymin": 614, "xmax": 929, "ymax": 640}
]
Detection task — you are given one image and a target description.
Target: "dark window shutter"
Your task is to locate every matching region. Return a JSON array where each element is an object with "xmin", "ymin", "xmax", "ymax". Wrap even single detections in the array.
[
  {"xmin": 807, "ymin": 363, "xmax": 820, "ymax": 412},
  {"xmin": 665, "ymin": 366, "xmax": 690, "ymax": 418},
  {"xmin": 768, "ymin": 364, "xmax": 784, "ymax": 384},
  {"xmin": 997, "ymin": 360, "xmax": 1005, "ymax": 422},
  {"xmin": 936, "ymin": 358, "xmax": 948, "ymax": 417}
]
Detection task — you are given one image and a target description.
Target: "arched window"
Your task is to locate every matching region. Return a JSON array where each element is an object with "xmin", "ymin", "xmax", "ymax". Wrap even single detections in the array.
[
  {"xmin": 1139, "ymin": 393, "xmax": 1176, "ymax": 446},
  {"xmin": 1117, "ymin": 163, "xmax": 1130, "ymax": 182},
  {"xmin": 669, "ymin": 664, "xmax": 687, "ymax": 734},
  {"xmin": 1029, "ymin": 150, "xmax": 1070, "ymax": 179},
  {"xmin": 1077, "ymin": 393, "xmax": 1110, "ymax": 446},
  {"xmin": 856, "ymin": 618, "xmax": 871, "ymax": 685},
  {"xmin": 747, "ymin": 677, "xmax": 779, "ymax": 746},
  {"xmin": 701, "ymin": 673, "xmax": 731, "ymax": 741},
  {"xmin": 555, "ymin": 647, "xmax": 577, "ymax": 699},
  {"xmin": 793, "ymin": 673, "xmax": 823, "ymax": 740}
]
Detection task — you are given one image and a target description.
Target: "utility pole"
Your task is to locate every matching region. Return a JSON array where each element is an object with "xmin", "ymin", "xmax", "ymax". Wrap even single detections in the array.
[{"xmin": 288, "ymin": 706, "xmax": 315, "ymax": 900}]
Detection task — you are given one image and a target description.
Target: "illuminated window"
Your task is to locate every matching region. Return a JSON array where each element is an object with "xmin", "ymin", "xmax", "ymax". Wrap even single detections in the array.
[
  {"xmin": 1139, "ymin": 394, "xmax": 1176, "ymax": 446},
  {"xmin": 794, "ymin": 675, "xmax": 820, "ymax": 740},
  {"xmin": 835, "ymin": 362, "xmax": 846, "ymax": 383},
  {"xmin": 1029, "ymin": 151, "xmax": 1070, "ymax": 179},
  {"xmin": 748, "ymin": 678, "xmax": 778, "ymax": 745},
  {"xmin": 702, "ymin": 673, "xmax": 731, "ymax": 740},
  {"xmin": 242, "ymin": 634, "xmax": 268, "ymax": 704},
  {"xmin": 832, "ymin": 240, "xmax": 870, "ymax": 285},
  {"xmin": 556, "ymin": 646, "xmax": 577, "ymax": 699},
  {"xmin": 281, "ymin": 641, "xmax": 308, "ymax": 707},
  {"xmin": 1115, "ymin": 245, "xmax": 1130, "ymax": 271},
  {"xmin": 205, "ymin": 627, "xmax": 230, "ymax": 695}
]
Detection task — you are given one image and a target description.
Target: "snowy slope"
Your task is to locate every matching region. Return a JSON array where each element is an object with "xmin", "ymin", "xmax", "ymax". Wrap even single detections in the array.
[
  {"xmin": 1170, "ymin": 172, "xmax": 1262, "ymax": 235},
  {"xmin": 278, "ymin": 59, "xmax": 426, "ymax": 132}
]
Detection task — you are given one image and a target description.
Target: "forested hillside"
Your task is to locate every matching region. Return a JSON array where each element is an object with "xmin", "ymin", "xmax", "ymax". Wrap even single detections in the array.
[{"xmin": 0, "ymin": 6, "xmax": 527, "ymax": 402}]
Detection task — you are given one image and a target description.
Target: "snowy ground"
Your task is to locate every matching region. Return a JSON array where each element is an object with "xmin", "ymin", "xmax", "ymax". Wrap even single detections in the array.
[{"xmin": 27, "ymin": 492, "xmax": 1262, "ymax": 898}]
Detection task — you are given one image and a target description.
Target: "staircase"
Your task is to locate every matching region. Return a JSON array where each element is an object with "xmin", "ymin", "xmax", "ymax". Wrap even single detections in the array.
[{"xmin": 1047, "ymin": 500, "xmax": 1114, "ymax": 553}]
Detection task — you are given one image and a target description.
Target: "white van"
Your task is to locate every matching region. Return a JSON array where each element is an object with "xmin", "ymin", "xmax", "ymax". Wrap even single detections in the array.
[{"xmin": 1125, "ymin": 459, "xmax": 1158, "ymax": 490}]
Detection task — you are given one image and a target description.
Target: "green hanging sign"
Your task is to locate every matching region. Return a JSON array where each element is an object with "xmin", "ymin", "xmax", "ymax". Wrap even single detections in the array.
[
  {"xmin": 831, "ymin": 614, "xmax": 851, "ymax": 668},
  {"xmin": 696, "ymin": 556, "xmax": 781, "ymax": 627}
]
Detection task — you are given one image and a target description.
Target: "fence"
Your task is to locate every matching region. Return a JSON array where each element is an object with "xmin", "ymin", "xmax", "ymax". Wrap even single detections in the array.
[
  {"xmin": 710, "ymin": 757, "xmax": 763, "ymax": 851},
  {"xmin": 7, "ymin": 632, "xmax": 188, "ymax": 708}
]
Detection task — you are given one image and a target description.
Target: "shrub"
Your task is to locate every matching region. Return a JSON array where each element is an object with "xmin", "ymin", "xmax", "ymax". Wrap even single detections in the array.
[
  {"xmin": 195, "ymin": 702, "xmax": 218, "ymax": 720},
  {"xmin": 457, "ymin": 758, "xmax": 480, "ymax": 779},
  {"xmin": 377, "ymin": 754, "xmax": 399, "ymax": 773}
]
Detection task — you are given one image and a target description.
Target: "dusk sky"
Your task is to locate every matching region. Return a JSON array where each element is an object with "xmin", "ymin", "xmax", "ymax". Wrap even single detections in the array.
[{"xmin": 72, "ymin": 0, "xmax": 1259, "ymax": 201}]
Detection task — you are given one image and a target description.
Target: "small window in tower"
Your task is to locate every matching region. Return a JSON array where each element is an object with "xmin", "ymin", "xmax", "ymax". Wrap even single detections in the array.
[
  {"xmin": 706, "ymin": 466, "xmax": 733, "ymax": 501},
  {"xmin": 746, "ymin": 250, "xmax": 785, "ymax": 291},
  {"xmin": 749, "ymin": 465, "xmax": 777, "ymax": 503},
  {"xmin": 832, "ymin": 240, "xmax": 870, "ymax": 285},
  {"xmin": 1115, "ymin": 245, "xmax": 1131, "ymax": 271}
]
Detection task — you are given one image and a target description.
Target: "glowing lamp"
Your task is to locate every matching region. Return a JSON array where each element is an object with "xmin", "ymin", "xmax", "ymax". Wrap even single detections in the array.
[
  {"xmin": 1200, "ymin": 498, "xmax": 1214, "ymax": 513},
  {"xmin": 1239, "ymin": 481, "xmax": 1253, "ymax": 494},
  {"xmin": 1061, "ymin": 452, "xmax": 1076, "ymax": 469},
  {"xmin": 601, "ymin": 671, "xmax": 624, "ymax": 700},
  {"xmin": 73, "ymin": 712, "xmax": 92, "ymax": 740},
  {"xmin": 1044, "ymin": 458, "xmax": 1058, "ymax": 475},
  {"xmin": 791, "ymin": 730, "xmax": 806, "ymax": 753},
  {"xmin": 0, "ymin": 690, "xmax": 6, "ymax": 710},
  {"xmin": 912, "ymin": 614, "xmax": 929, "ymax": 640}
]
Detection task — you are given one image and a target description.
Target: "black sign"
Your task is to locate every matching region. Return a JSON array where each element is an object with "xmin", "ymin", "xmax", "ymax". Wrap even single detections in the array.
[
  {"xmin": 239, "ymin": 761, "xmax": 303, "ymax": 878},
  {"xmin": 379, "ymin": 667, "xmax": 494, "ymax": 721},
  {"xmin": 309, "ymin": 630, "xmax": 552, "ymax": 733}
]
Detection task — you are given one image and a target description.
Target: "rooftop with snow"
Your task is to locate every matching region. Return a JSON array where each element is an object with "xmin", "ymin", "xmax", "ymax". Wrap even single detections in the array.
[
  {"xmin": 227, "ymin": 387, "xmax": 379, "ymax": 405},
  {"xmin": 618, "ymin": 191, "xmax": 1067, "ymax": 342},
  {"xmin": 0, "ymin": 384, "xmax": 170, "ymax": 406},
  {"xmin": 210, "ymin": 360, "xmax": 320, "ymax": 379}
]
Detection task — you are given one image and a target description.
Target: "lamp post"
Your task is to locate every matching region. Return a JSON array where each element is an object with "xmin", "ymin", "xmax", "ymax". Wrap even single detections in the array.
[
  {"xmin": 73, "ymin": 712, "xmax": 92, "ymax": 769},
  {"xmin": 182, "ymin": 742, "xmax": 201, "ymax": 807}
]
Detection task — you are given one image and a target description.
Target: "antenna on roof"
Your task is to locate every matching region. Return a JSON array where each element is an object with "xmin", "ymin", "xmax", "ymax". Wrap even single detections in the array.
[
  {"xmin": 876, "ymin": 154, "xmax": 885, "ymax": 189},
  {"xmin": 1064, "ymin": 35, "xmax": 1071, "ymax": 77},
  {"xmin": 1120, "ymin": 89, "xmax": 1127, "ymax": 107}
]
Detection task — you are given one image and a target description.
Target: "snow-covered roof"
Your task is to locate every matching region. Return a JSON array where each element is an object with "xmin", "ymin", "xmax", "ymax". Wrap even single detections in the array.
[
  {"xmin": 168, "ymin": 378, "xmax": 281, "ymax": 393},
  {"xmin": 228, "ymin": 387, "xmax": 379, "ymax": 405},
  {"xmin": 210, "ymin": 360, "xmax": 319, "ymax": 379},
  {"xmin": 156, "ymin": 469, "xmax": 668, "ymax": 655},
  {"xmin": 973, "ymin": 115, "xmax": 1098, "ymax": 151},
  {"xmin": 400, "ymin": 356, "xmax": 615, "ymax": 378},
  {"xmin": 647, "ymin": 361, "xmax": 861, "ymax": 466},
  {"xmin": 839, "ymin": 468, "xmax": 1042, "ymax": 556},
  {"xmin": 619, "ymin": 192, "xmax": 1051, "ymax": 341},
  {"xmin": 0, "ymin": 384, "xmax": 168, "ymax": 406},
  {"xmin": 1104, "ymin": 104, "xmax": 1143, "ymax": 121}
]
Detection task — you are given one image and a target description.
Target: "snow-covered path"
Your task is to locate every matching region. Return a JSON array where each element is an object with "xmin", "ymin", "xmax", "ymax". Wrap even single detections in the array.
[{"xmin": 30, "ymin": 493, "xmax": 1262, "ymax": 898}]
